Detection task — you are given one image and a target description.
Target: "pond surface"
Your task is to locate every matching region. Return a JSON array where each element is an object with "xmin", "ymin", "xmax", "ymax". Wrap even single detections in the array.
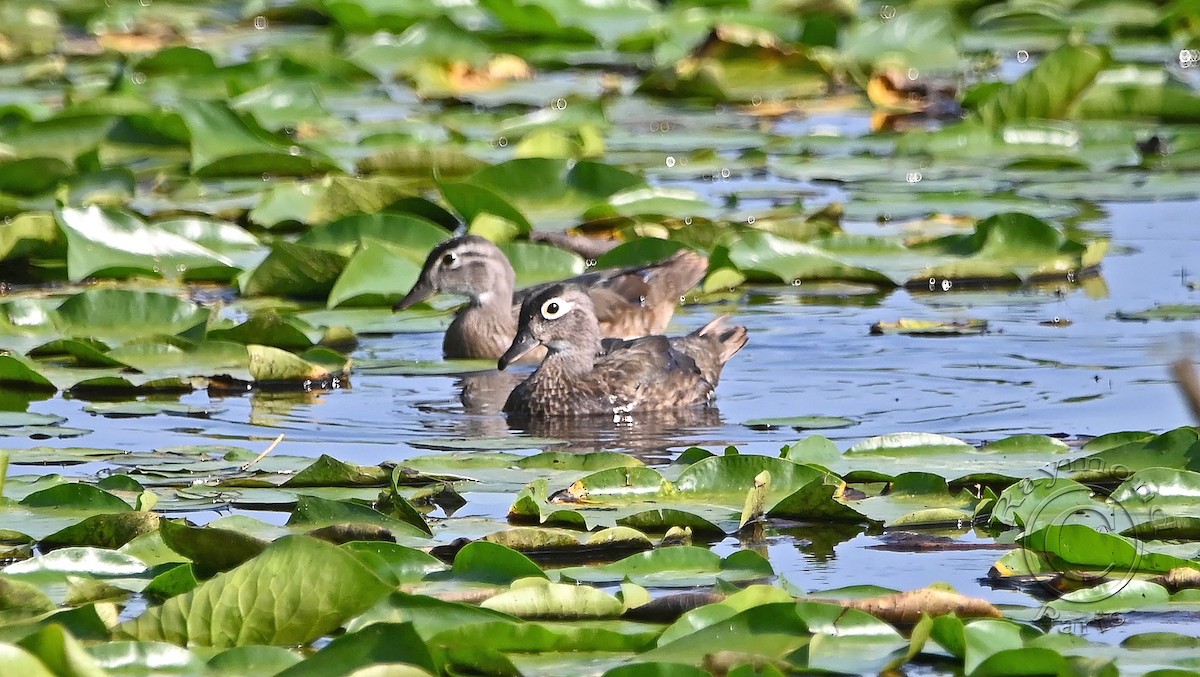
[
  {"xmin": 7, "ymin": 152, "xmax": 1197, "ymax": 641},
  {"xmin": 7, "ymin": 1, "xmax": 1200, "ymax": 671}
]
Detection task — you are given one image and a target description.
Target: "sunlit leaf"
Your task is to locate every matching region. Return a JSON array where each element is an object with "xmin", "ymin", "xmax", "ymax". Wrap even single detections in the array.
[{"xmin": 117, "ymin": 535, "xmax": 392, "ymax": 647}]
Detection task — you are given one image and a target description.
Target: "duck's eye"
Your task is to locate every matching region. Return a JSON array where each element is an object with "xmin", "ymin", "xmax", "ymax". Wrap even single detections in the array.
[
  {"xmin": 540, "ymin": 298, "xmax": 572, "ymax": 320},
  {"xmin": 440, "ymin": 252, "xmax": 457, "ymax": 267}
]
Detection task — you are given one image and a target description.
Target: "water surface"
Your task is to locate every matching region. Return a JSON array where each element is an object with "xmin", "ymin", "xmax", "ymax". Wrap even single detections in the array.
[{"xmin": 5, "ymin": 157, "xmax": 1198, "ymax": 641}]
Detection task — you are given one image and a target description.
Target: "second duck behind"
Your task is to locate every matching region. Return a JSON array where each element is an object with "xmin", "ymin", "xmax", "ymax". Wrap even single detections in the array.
[{"xmin": 393, "ymin": 235, "xmax": 708, "ymax": 361}]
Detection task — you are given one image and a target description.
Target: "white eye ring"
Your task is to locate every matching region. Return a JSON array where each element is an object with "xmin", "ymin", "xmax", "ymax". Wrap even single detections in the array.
[
  {"xmin": 540, "ymin": 297, "xmax": 574, "ymax": 320},
  {"xmin": 440, "ymin": 251, "xmax": 458, "ymax": 267}
]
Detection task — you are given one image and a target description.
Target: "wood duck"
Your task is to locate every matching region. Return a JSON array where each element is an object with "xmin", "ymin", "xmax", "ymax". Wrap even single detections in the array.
[
  {"xmin": 393, "ymin": 235, "xmax": 708, "ymax": 361},
  {"xmin": 498, "ymin": 283, "xmax": 747, "ymax": 418}
]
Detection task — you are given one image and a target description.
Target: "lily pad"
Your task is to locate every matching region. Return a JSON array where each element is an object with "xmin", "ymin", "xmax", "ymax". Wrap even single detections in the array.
[
  {"xmin": 869, "ymin": 318, "xmax": 988, "ymax": 336},
  {"xmin": 56, "ymin": 205, "xmax": 236, "ymax": 283},
  {"xmin": 558, "ymin": 547, "xmax": 773, "ymax": 588},
  {"xmin": 54, "ymin": 289, "xmax": 210, "ymax": 345},
  {"xmin": 116, "ymin": 535, "xmax": 392, "ymax": 647},
  {"xmin": 742, "ymin": 416, "xmax": 856, "ymax": 431},
  {"xmin": 1113, "ymin": 304, "xmax": 1200, "ymax": 322},
  {"xmin": 239, "ymin": 242, "xmax": 349, "ymax": 300},
  {"xmin": 175, "ymin": 100, "xmax": 339, "ymax": 177},
  {"xmin": 327, "ymin": 238, "xmax": 424, "ymax": 308},
  {"xmin": 82, "ymin": 402, "xmax": 224, "ymax": 418}
]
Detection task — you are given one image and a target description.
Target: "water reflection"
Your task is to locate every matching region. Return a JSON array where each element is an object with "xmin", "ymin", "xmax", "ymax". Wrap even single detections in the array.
[
  {"xmin": 456, "ymin": 370, "xmax": 526, "ymax": 416},
  {"xmin": 0, "ymin": 388, "xmax": 51, "ymax": 412},
  {"xmin": 507, "ymin": 405, "xmax": 727, "ymax": 455},
  {"xmin": 773, "ymin": 523, "xmax": 865, "ymax": 563},
  {"xmin": 247, "ymin": 389, "xmax": 330, "ymax": 428},
  {"xmin": 429, "ymin": 368, "xmax": 736, "ymax": 455}
]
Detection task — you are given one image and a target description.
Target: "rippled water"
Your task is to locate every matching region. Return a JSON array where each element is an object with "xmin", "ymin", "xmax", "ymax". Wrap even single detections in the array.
[{"xmin": 5, "ymin": 168, "xmax": 1198, "ymax": 633}]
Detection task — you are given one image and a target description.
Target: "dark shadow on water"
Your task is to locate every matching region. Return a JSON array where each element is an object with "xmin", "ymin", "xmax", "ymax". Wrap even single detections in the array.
[
  {"xmin": 505, "ymin": 405, "xmax": 727, "ymax": 455},
  {"xmin": 441, "ymin": 370, "xmax": 733, "ymax": 456},
  {"xmin": 456, "ymin": 370, "xmax": 526, "ymax": 416},
  {"xmin": 745, "ymin": 284, "xmax": 892, "ymax": 308},
  {"xmin": 773, "ymin": 523, "xmax": 866, "ymax": 563}
]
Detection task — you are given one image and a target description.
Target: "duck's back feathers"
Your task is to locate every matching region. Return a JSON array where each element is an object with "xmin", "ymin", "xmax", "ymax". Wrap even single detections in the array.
[{"xmin": 516, "ymin": 248, "xmax": 709, "ymax": 339}]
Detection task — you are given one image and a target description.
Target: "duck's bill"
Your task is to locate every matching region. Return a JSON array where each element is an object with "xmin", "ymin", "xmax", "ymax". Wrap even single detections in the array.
[
  {"xmin": 498, "ymin": 332, "xmax": 539, "ymax": 371},
  {"xmin": 393, "ymin": 279, "xmax": 435, "ymax": 312}
]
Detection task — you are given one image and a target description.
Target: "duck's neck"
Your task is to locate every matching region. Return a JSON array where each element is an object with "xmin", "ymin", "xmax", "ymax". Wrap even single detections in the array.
[
  {"xmin": 539, "ymin": 335, "xmax": 603, "ymax": 378},
  {"xmin": 442, "ymin": 259, "xmax": 520, "ymax": 359}
]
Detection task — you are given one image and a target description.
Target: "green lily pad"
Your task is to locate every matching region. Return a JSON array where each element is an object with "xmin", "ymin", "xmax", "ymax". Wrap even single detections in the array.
[
  {"xmin": 0, "ymin": 212, "xmax": 61, "ymax": 264},
  {"xmin": 1114, "ymin": 304, "xmax": 1200, "ymax": 322},
  {"xmin": 239, "ymin": 241, "xmax": 349, "ymax": 300},
  {"xmin": 642, "ymin": 602, "xmax": 809, "ymax": 663},
  {"xmin": 354, "ymin": 358, "xmax": 497, "ymax": 376},
  {"xmin": 0, "ymin": 353, "xmax": 56, "ymax": 392},
  {"xmin": 869, "ymin": 318, "xmax": 988, "ymax": 336},
  {"xmin": 0, "ymin": 412, "xmax": 63, "ymax": 428},
  {"xmin": 327, "ymin": 238, "xmax": 424, "ymax": 308},
  {"xmin": 439, "ymin": 541, "xmax": 546, "ymax": 585},
  {"xmin": 39, "ymin": 512, "xmax": 160, "ymax": 550},
  {"xmin": 249, "ymin": 176, "xmax": 418, "ymax": 230},
  {"xmin": 1021, "ymin": 524, "xmax": 1198, "ymax": 575},
  {"xmin": 287, "ymin": 494, "xmax": 431, "ymax": 539},
  {"xmin": 558, "ymin": 547, "xmax": 772, "ymax": 588},
  {"xmin": 295, "ymin": 212, "xmax": 449, "ymax": 260},
  {"xmin": 82, "ymin": 402, "xmax": 224, "ymax": 418},
  {"xmin": 727, "ymin": 230, "xmax": 896, "ymax": 287},
  {"xmin": 466, "ymin": 158, "xmax": 642, "ymax": 231},
  {"xmin": 54, "ymin": 289, "xmax": 210, "ymax": 345},
  {"xmin": 742, "ymin": 416, "xmax": 856, "ymax": 431},
  {"xmin": 56, "ymin": 205, "xmax": 237, "ymax": 283},
  {"xmin": 273, "ymin": 623, "xmax": 437, "ymax": 677},
  {"xmin": 116, "ymin": 535, "xmax": 392, "ymax": 648},
  {"xmin": 208, "ymin": 312, "xmax": 350, "ymax": 351},
  {"xmin": 480, "ymin": 580, "xmax": 624, "ymax": 619},
  {"xmin": 497, "ymin": 240, "xmax": 586, "ymax": 287},
  {"xmin": 175, "ymin": 100, "xmax": 339, "ymax": 177},
  {"xmin": 974, "ymin": 44, "xmax": 1110, "ymax": 130}
]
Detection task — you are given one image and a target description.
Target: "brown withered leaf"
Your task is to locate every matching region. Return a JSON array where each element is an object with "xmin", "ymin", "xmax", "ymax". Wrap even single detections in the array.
[
  {"xmin": 702, "ymin": 651, "xmax": 791, "ymax": 676},
  {"xmin": 444, "ymin": 54, "xmax": 532, "ymax": 93},
  {"xmin": 739, "ymin": 470, "xmax": 770, "ymax": 529},
  {"xmin": 839, "ymin": 586, "xmax": 1002, "ymax": 625},
  {"xmin": 1152, "ymin": 567, "xmax": 1200, "ymax": 591}
]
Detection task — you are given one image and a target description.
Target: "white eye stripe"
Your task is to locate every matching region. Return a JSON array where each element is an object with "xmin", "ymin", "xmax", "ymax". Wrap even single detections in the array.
[{"xmin": 540, "ymin": 297, "xmax": 574, "ymax": 320}]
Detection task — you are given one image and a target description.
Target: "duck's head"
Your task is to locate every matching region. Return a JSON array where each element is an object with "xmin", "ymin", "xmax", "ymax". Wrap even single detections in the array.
[
  {"xmin": 393, "ymin": 235, "xmax": 515, "ymax": 311},
  {"xmin": 499, "ymin": 284, "xmax": 598, "ymax": 370}
]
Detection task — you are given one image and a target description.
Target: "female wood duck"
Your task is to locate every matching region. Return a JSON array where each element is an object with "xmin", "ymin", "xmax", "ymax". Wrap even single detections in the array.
[
  {"xmin": 393, "ymin": 235, "xmax": 708, "ymax": 361},
  {"xmin": 498, "ymin": 283, "xmax": 747, "ymax": 418}
]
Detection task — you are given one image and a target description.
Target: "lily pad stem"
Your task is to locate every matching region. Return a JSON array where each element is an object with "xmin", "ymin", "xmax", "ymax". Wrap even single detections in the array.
[{"xmin": 240, "ymin": 433, "xmax": 286, "ymax": 472}]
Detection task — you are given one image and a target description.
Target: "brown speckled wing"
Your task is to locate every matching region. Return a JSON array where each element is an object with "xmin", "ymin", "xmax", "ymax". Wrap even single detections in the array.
[
  {"xmin": 588, "ymin": 335, "xmax": 715, "ymax": 412},
  {"xmin": 504, "ymin": 335, "xmax": 717, "ymax": 418},
  {"xmin": 512, "ymin": 250, "xmax": 707, "ymax": 339}
]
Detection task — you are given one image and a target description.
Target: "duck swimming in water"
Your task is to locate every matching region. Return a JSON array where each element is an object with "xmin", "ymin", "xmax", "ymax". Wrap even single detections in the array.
[
  {"xmin": 498, "ymin": 283, "xmax": 747, "ymax": 418},
  {"xmin": 393, "ymin": 236, "xmax": 708, "ymax": 362}
]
